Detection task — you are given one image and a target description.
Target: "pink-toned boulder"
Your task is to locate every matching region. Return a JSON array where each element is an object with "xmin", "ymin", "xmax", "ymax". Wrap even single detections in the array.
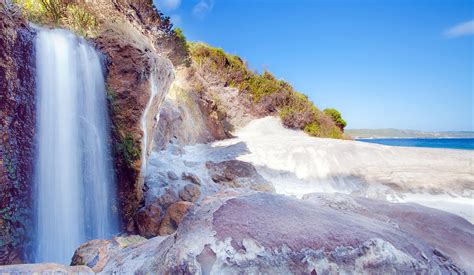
[{"xmin": 89, "ymin": 192, "xmax": 473, "ymax": 274}]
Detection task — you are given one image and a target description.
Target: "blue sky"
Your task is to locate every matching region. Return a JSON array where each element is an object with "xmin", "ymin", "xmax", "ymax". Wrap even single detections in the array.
[{"xmin": 154, "ymin": 0, "xmax": 473, "ymax": 131}]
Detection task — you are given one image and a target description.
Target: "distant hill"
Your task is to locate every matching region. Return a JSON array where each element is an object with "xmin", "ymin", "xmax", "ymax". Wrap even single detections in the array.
[{"xmin": 346, "ymin": 129, "xmax": 474, "ymax": 139}]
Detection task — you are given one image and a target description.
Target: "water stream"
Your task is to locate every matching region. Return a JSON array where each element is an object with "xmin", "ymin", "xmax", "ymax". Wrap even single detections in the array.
[{"xmin": 34, "ymin": 28, "xmax": 118, "ymax": 264}]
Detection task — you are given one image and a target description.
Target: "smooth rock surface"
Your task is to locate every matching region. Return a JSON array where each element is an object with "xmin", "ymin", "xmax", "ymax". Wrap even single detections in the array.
[
  {"xmin": 206, "ymin": 160, "xmax": 275, "ymax": 192},
  {"xmin": 81, "ymin": 192, "xmax": 473, "ymax": 274}
]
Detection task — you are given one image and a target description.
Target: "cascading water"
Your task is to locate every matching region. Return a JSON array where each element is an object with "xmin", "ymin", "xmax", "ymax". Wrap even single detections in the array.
[
  {"xmin": 141, "ymin": 72, "xmax": 158, "ymax": 175},
  {"xmin": 34, "ymin": 29, "xmax": 118, "ymax": 264}
]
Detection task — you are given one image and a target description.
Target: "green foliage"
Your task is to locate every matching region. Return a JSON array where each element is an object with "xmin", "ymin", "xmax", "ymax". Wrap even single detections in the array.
[
  {"xmin": 303, "ymin": 122, "xmax": 320, "ymax": 136},
  {"xmin": 189, "ymin": 42, "xmax": 346, "ymax": 139},
  {"xmin": 324, "ymin": 108, "xmax": 347, "ymax": 130},
  {"xmin": 65, "ymin": 4, "xmax": 97, "ymax": 36},
  {"xmin": 171, "ymin": 28, "xmax": 191, "ymax": 66},
  {"xmin": 12, "ymin": 0, "xmax": 41, "ymax": 20},
  {"xmin": 119, "ymin": 133, "xmax": 140, "ymax": 167},
  {"xmin": 39, "ymin": 0, "xmax": 67, "ymax": 24},
  {"xmin": 14, "ymin": 0, "xmax": 98, "ymax": 36}
]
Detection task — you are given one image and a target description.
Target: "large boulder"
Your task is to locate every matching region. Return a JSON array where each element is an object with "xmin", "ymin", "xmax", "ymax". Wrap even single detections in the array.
[
  {"xmin": 134, "ymin": 186, "xmax": 181, "ymax": 238},
  {"xmin": 206, "ymin": 160, "xmax": 275, "ymax": 192},
  {"xmin": 84, "ymin": 192, "xmax": 473, "ymax": 274},
  {"xmin": 71, "ymin": 235, "xmax": 147, "ymax": 273}
]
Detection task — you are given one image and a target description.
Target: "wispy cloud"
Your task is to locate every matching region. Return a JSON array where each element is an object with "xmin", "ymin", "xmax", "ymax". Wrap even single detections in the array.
[
  {"xmin": 192, "ymin": 0, "xmax": 214, "ymax": 18},
  {"xmin": 155, "ymin": 0, "xmax": 181, "ymax": 11},
  {"xmin": 444, "ymin": 20, "xmax": 474, "ymax": 38}
]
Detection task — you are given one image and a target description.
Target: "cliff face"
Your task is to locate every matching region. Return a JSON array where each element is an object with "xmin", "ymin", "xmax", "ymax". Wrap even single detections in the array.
[
  {"xmin": 0, "ymin": 13, "xmax": 36, "ymax": 264},
  {"xmin": 154, "ymin": 67, "xmax": 233, "ymax": 150},
  {"xmin": 154, "ymin": 43, "xmax": 347, "ymax": 150},
  {"xmin": 86, "ymin": 0, "xmax": 175, "ymax": 230}
]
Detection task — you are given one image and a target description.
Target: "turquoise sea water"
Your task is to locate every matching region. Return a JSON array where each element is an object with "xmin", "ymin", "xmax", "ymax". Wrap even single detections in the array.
[{"xmin": 357, "ymin": 138, "xmax": 474, "ymax": 150}]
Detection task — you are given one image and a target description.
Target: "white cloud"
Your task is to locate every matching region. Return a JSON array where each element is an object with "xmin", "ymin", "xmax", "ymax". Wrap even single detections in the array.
[
  {"xmin": 192, "ymin": 0, "xmax": 214, "ymax": 18},
  {"xmin": 155, "ymin": 0, "xmax": 181, "ymax": 11},
  {"xmin": 444, "ymin": 20, "xmax": 474, "ymax": 38}
]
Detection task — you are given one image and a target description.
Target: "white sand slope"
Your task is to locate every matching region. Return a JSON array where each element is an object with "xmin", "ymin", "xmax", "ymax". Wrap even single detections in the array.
[
  {"xmin": 148, "ymin": 117, "xmax": 473, "ymax": 222},
  {"xmin": 213, "ymin": 117, "xmax": 473, "ymax": 222}
]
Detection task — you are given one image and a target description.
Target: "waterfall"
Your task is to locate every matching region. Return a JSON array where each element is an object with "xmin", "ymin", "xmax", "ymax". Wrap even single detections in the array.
[
  {"xmin": 34, "ymin": 29, "xmax": 118, "ymax": 264},
  {"xmin": 141, "ymin": 72, "xmax": 158, "ymax": 174}
]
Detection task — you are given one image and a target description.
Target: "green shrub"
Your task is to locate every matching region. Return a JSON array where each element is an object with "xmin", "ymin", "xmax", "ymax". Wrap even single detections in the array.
[
  {"xmin": 119, "ymin": 134, "xmax": 140, "ymax": 167},
  {"xmin": 39, "ymin": 0, "xmax": 67, "ymax": 24},
  {"xmin": 190, "ymin": 42, "xmax": 346, "ymax": 139},
  {"xmin": 304, "ymin": 122, "xmax": 320, "ymax": 136},
  {"xmin": 65, "ymin": 4, "xmax": 97, "ymax": 36},
  {"xmin": 14, "ymin": 0, "xmax": 98, "ymax": 36},
  {"xmin": 172, "ymin": 28, "xmax": 191, "ymax": 66},
  {"xmin": 323, "ymin": 108, "xmax": 347, "ymax": 131},
  {"xmin": 13, "ymin": 0, "xmax": 45, "ymax": 21}
]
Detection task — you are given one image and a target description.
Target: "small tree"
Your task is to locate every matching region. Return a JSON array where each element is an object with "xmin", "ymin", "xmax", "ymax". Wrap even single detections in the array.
[{"xmin": 323, "ymin": 108, "xmax": 347, "ymax": 131}]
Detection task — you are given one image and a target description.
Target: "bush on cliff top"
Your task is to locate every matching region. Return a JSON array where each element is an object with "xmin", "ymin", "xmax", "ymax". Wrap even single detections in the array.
[
  {"xmin": 323, "ymin": 108, "xmax": 347, "ymax": 131},
  {"xmin": 13, "ymin": 0, "xmax": 99, "ymax": 36},
  {"xmin": 189, "ymin": 42, "xmax": 346, "ymax": 138}
]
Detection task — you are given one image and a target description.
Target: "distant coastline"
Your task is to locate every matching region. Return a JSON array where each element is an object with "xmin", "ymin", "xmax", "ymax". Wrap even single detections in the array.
[{"xmin": 346, "ymin": 128, "xmax": 474, "ymax": 139}]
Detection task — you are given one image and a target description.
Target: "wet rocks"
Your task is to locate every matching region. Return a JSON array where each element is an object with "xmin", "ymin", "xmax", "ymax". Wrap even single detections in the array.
[
  {"xmin": 135, "ymin": 183, "xmax": 200, "ymax": 237},
  {"xmin": 179, "ymin": 184, "xmax": 201, "ymax": 203},
  {"xmin": 182, "ymin": 172, "xmax": 202, "ymax": 186},
  {"xmin": 134, "ymin": 204, "xmax": 162, "ymax": 238},
  {"xmin": 155, "ymin": 188, "xmax": 179, "ymax": 210},
  {"xmin": 158, "ymin": 201, "xmax": 193, "ymax": 235},
  {"xmin": 206, "ymin": 160, "xmax": 275, "ymax": 192},
  {"xmin": 167, "ymin": 171, "xmax": 179, "ymax": 180}
]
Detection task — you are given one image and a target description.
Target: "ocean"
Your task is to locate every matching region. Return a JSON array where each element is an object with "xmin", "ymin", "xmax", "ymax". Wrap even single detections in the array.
[{"xmin": 356, "ymin": 138, "xmax": 474, "ymax": 150}]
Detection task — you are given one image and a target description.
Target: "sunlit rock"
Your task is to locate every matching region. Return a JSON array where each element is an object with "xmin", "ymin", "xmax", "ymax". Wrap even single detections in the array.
[
  {"xmin": 206, "ymin": 160, "xmax": 275, "ymax": 192},
  {"xmin": 83, "ymin": 192, "xmax": 473, "ymax": 274}
]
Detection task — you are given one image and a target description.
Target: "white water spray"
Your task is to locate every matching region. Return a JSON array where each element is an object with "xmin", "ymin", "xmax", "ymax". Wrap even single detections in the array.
[{"xmin": 34, "ymin": 29, "xmax": 118, "ymax": 264}]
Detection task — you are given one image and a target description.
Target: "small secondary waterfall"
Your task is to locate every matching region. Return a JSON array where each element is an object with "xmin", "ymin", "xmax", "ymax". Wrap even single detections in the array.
[
  {"xmin": 141, "ymin": 72, "xmax": 158, "ymax": 174},
  {"xmin": 34, "ymin": 29, "xmax": 118, "ymax": 264}
]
